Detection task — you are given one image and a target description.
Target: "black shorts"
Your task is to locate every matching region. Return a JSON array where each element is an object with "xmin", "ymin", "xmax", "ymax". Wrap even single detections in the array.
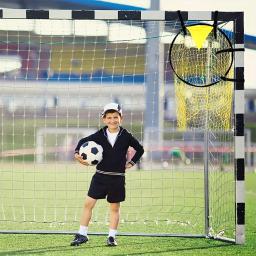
[{"xmin": 88, "ymin": 173, "xmax": 125, "ymax": 203}]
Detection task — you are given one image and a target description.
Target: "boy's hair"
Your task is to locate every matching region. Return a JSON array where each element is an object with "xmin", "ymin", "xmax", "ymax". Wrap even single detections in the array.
[{"xmin": 102, "ymin": 109, "xmax": 122, "ymax": 118}]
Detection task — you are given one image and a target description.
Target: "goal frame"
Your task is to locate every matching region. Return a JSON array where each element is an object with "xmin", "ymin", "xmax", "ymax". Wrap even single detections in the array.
[{"xmin": 0, "ymin": 9, "xmax": 244, "ymax": 244}]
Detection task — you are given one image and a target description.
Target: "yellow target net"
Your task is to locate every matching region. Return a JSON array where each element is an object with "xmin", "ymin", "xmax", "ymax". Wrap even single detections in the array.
[
  {"xmin": 175, "ymin": 79, "xmax": 233, "ymax": 130},
  {"xmin": 170, "ymin": 24, "xmax": 234, "ymax": 130}
]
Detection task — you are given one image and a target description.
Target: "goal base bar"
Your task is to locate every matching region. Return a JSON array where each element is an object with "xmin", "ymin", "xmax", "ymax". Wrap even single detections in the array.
[
  {"xmin": 0, "ymin": 230, "xmax": 205, "ymax": 237},
  {"xmin": 0, "ymin": 230, "xmax": 234, "ymax": 242}
]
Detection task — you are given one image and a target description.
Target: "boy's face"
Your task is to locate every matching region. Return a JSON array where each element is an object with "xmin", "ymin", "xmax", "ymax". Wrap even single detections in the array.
[{"xmin": 102, "ymin": 111, "xmax": 122, "ymax": 131}]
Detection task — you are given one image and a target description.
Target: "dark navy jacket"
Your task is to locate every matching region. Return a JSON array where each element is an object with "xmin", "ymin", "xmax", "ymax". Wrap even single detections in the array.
[{"xmin": 75, "ymin": 126, "xmax": 144, "ymax": 174}]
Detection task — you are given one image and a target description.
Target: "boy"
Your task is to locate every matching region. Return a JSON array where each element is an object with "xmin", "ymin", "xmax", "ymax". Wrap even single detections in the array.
[{"xmin": 71, "ymin": 102, "xmax": 144, "ymax": 246}]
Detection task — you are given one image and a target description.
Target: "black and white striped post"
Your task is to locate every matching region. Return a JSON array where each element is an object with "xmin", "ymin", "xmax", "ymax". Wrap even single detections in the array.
[{"xmin": 233, "ymin": 12, "xmax": 245, "ymax": 245}]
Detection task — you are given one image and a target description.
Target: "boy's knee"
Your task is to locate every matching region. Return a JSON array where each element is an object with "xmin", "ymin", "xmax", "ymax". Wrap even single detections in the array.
[
  {"xmin": 84, "ymin": 197, "xmax": 96, "ymax": 209},
  {"xmin": 110, "ymin": 203, "xmax": 120, "ymax": 212},
  {"xmin": 84, "ymin": 201, "xmax": 93, "ymax": 210}
]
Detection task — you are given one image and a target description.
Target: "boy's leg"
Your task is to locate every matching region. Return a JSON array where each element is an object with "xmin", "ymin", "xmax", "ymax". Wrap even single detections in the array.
[
  {"xmin": 80, "ymin": 196, "xmax": 97, "ymax": 227},
  {"xmin": 70, "ymin": 196, "xmax": 97, "ymax": 246},
  {"xmin": 107, "ymin": 202, "xmax": 120, "ymax": 246},
  {"xmin": 109, "ymin": 202, "xmax": 120, "ymax": 230}
]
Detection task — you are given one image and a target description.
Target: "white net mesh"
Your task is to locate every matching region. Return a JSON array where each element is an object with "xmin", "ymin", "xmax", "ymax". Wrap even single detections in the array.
[{"xmin": 0, "ymin": 17, "xmax": 235, "ymax": 239}]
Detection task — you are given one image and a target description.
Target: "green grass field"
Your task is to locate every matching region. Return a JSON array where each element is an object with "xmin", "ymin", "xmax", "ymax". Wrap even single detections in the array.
[
  {"xmin": 0, "ymin": 166, "xmax": 255, "ymax": 256},
  {"xmin": 0, "ymin": 164, "xmax": 206, "ymax": 234}
]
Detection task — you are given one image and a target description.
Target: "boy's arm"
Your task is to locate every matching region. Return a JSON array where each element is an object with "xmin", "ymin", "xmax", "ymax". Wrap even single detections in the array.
[
  {"xmin": 74, "ymin": 133, "xmax": 97, "ymax": 154},
  {"xmin": 74, "ymin": 137, "xmax": 88, "ymax": 154},
  {"xmin": 128, "ymin": 134, "xmax": 144, "ymax": 166}
]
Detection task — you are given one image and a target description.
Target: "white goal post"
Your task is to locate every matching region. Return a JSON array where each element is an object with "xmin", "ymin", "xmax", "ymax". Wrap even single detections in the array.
[
  {"xmin": 36, "ymin": 127, "xmax": 96, "ymax": 163},
  {"xmin": 0, "ymin": 9, "xmax": 244, "ymax": 244}
]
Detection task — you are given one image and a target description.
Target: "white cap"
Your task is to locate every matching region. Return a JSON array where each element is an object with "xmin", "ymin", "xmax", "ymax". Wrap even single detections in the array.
[{"xmin": 102, "ymin": 102, "xmax": 122, "ymax": 116}]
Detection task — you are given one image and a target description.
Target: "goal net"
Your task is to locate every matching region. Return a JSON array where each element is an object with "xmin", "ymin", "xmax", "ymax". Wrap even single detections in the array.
[{"xmin": 0, "ymin": 10, "xmax": 244, "ymax": 243}]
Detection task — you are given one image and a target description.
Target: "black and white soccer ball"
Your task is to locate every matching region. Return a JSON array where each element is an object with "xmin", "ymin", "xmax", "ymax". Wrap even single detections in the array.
[{"xmin": 79, "ymin": 141, "xmax": 103, "ymax": 166}]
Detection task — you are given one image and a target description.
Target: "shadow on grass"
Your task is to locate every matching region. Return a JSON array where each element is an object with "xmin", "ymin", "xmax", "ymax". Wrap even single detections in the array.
[
  {"xmin": 111, "ymin": 243, "xmax": 235, "ymax": 256},
  {"xmin": 0, "ymin": 244, "xmax": 104, "ymax": 256},
  {"xmin": 0, "ymin": 242, "xmax": 235, "ymax": 256}
]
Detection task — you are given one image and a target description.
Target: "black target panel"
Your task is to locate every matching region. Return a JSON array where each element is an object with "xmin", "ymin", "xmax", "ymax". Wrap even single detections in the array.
[{"xmin": 169, "ymin": 24, "xmax": 233, "ymax": 87}]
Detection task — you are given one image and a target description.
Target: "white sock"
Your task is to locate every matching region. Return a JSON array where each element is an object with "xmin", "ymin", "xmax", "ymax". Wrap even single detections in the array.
[
  {"xmin": 108, "ymin": 228, "xmax": 117, "ymax": 238},
  {"xmin": 78, "ymin": 225, "xmax": 88, "ymax": 236}
]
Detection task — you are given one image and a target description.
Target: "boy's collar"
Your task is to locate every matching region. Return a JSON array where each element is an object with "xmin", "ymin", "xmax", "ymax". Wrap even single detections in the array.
[{"xmin": 103, "ymin": 126, "xmax": 124, "ymax": 136}]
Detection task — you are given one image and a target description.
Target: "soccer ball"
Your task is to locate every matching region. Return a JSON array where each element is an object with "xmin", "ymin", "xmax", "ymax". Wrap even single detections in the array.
[{"xmin": 79, "ymin": 141, "xmax": 103, "ymax": 166}]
